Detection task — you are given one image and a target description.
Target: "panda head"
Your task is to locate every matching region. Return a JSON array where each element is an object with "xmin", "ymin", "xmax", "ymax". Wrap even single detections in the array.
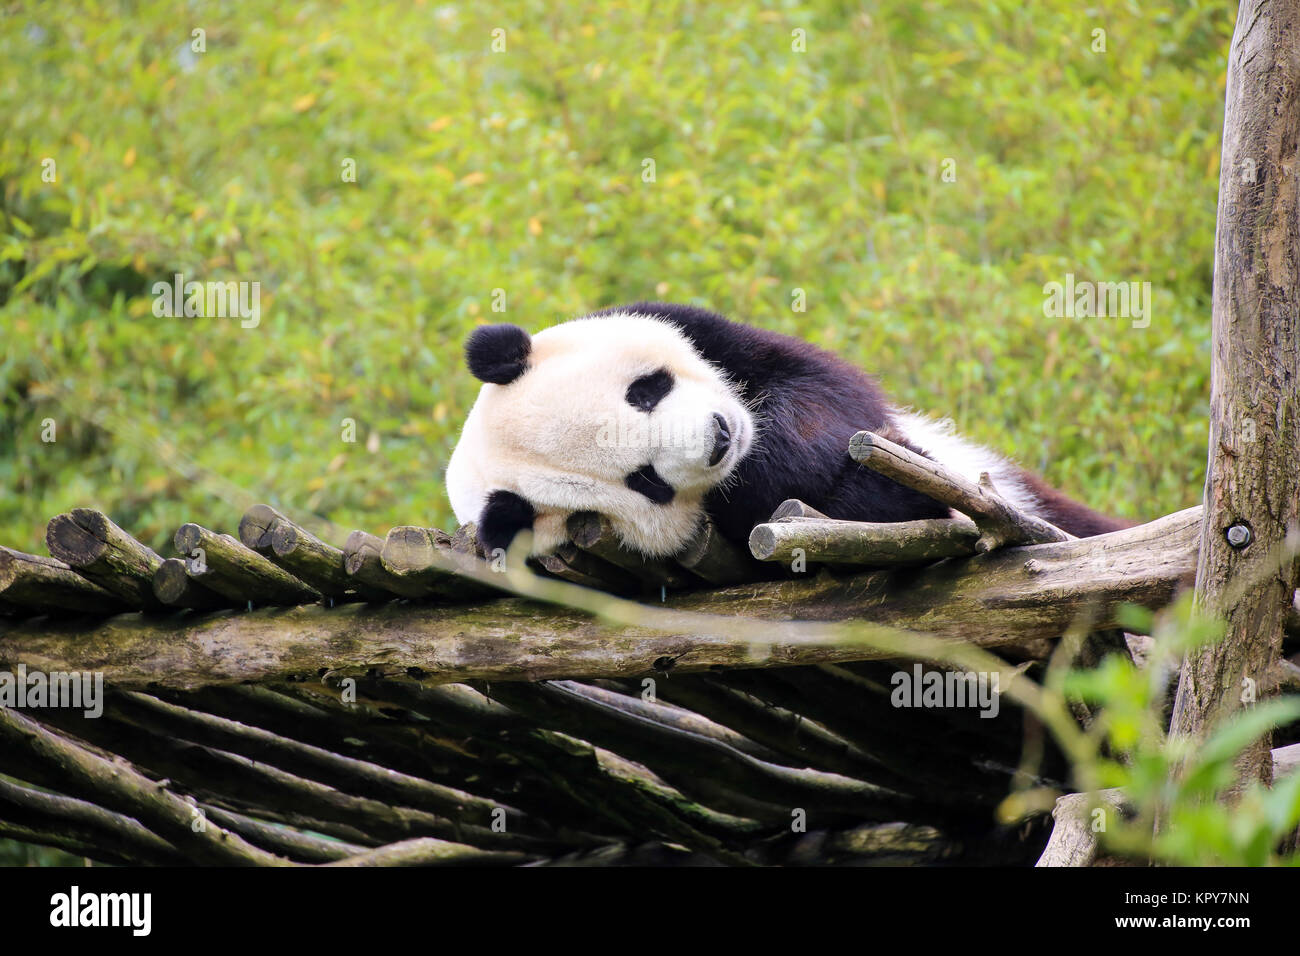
[{"xmin": 445, "ymin": 311, "xmax": 755, "ymax": 558}]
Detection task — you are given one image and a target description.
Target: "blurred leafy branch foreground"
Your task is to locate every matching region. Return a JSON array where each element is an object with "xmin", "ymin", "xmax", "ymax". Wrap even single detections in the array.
[
  {"xmin": 0, "ymin": 0, "xmax": 1227, "ymax": 554},
  {"xmin": 1050, "ymin": 600, "xmax": 1300, "ymax": 866}
]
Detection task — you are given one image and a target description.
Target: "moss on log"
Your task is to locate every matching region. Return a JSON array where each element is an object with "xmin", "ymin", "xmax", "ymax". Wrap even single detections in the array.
[{"xmin": 0, "ymin": 507, "xmax": 1201, "ymax": 690}]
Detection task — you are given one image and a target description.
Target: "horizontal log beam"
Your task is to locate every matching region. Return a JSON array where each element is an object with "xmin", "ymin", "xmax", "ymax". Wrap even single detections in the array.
[
  {"xmin": 749, "ymin": 516, "xmax": 980, "ymax": 565},
  {"xmin": 0, "ymin": 508, "xmax": 1202, "ymax": 690}
]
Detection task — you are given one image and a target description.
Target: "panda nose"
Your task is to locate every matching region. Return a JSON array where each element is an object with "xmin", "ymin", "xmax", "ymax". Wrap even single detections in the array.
[{"xmin": 708, "ymin": 413, "xmax": 730, "ymax": 466}]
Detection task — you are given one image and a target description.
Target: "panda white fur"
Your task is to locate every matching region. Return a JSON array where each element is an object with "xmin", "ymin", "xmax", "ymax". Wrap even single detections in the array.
[{"xmin": 446, "ymin": 302, "xmax": 1127, "ymax": 559}]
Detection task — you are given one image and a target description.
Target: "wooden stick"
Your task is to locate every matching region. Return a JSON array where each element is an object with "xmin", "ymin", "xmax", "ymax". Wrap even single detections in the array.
[
  {"xmin": 1038, "ymin": 741, "xmax": 1300, "ymax": 866},
  {"xmin": 449, "ymin": 522, "xmax": 486, "ymax": 558},
  {"xmin": 152, "ymin": 558, "xmax": 236, "ymax": 610},
  {"xmin": 45, "ymin": 509, "xmax": 167, "ymax": 609},
  {"xmin": 770, "ymin": 499, "xmax": 831, "ymax": 520},
  {"xmin": 534, "ymin": 544, "xmax": 640, "ymax": 594},
  {"xmin": 848, "ymin": 431, "xmax": 1071, "ymax": 552},
  {"xmin": 323, "ymin": 836, "xmax": 533, "ymax": 867},
  {"xmin": 240, "ymin": 504, "xmax": 386, "ymax": 601},
  {"xmin": 380, "ymin": 526, "xmax": 500, "ymax": 601},
  {"xmin": 556, "ymin": 680, "xmax": 786, "ymax": 763},
  {"xmin": 238, "ymin": 502, "xmax": 289, "ymax": 554},
  {"xmin": 358, "ymin": 679, "xmax": 758, "ymax": 863},
  {"xmin": 174, "ymin": 524, "xmax": 321, "ymax": 606},
  {"xmin": 270, "ymin": 523, "xmax": 389, "ymax": 602},
  {"xmin": 0, "ymin": 775, "xmax": 184, "ymax": 866},
  {"xmin": 567, "ymin": 512, "xmax": 698, "ymax": 590},
  {"xmin": 650, "ymin": 675, "xmax": 899, "ymax": 782},
  {"xmin": 0, "ymin": 705, "xmax": 287, "ymax": 865},
  {"xmin": 25, "ymin": 703, "xmax": 547, "ymax": 854},
  {"xmin": 112, "ymin": 690, "xmax": 525, "ymax": 830},
  {"xmin": 342, "ymin": 530, "xmax": 429, "ymax": 598},
  {"xmin": 749, "ymin": 516, "xmax": 980, "ymax": 565},
  {"xmin": 0, "ymin": 546, "xmax": 129, "ymax": 616},
  {"xmin": 674, "ymin": 516, "xmax": 760, "ymax": 585},
  {"xmin": 481, "ymin": 679, "xmax": 931, "ymax": 821},
  {"xmin": 175, "ymin": 684, "xmax": 589, "ymax": 829},
  {"xmin": 200, "ymin": 804, "xmax": 363, "ymax": 863}
]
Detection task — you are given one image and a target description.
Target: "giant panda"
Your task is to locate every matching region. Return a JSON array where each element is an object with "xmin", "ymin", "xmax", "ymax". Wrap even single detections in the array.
[{"xmin": 445, "ymin": 302, "xmax": 1128, "ymax": 560}]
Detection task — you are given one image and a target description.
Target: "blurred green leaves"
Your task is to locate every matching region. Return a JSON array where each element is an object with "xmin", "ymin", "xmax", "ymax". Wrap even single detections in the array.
[
  {"xmin": 1058, "ymin": 595, "xmax": 1300, "ymax": 866},
  {"xmin": 0, "ymin": 1, "xmax": 1228, "ymax": 554}
]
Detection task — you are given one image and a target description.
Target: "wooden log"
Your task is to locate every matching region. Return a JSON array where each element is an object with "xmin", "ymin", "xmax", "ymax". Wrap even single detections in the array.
[
  {"xmin": 481, "ymin": 679, "xmax": 934, "ymax": 822},
  {"xmin": 240, "ymin": 504, "xmax": 386, "ymax": 602},
  {"xmin": 24, "ymin": 703, "xmax": 549, "ymax": 854},
  {"xmin": 449, "ymin": 522, "xmax": 486, "ymax": 559},
  {"xmin": 380, "ymin": 526, "xmax": 500, "ymax": 601},
  {"xmin": 45, "ymin": 509, "xmax": 167, "ymax": 610},
  {"xmin": 770, "ymin": 499, "xmax": 830, "ymax": 520},
  {"xmin": 567, "ymin": 512, "xmax": 698, "ymax": 590},
  {"xmin": 201, "ymin": 804, "xmax": 363, "ymax": 864},
  {"xmin": 565, "ymin": 680, "xmax": 786, "ymax": 763},
  {"xmin": 674, "ymin": 516, "xmax": 761, "ymax": 585},
  {"xmin": 0, "ymin": 705, "xmax": 286, "ymax": 865},
  {"xmin": 0, "ymin": 546, "xmax": 129, "ymax": 616},
  {"xmin": 269, "ymin": 523, "xmax": 388, "ymax": 602},
  {"xmin": 650, "ymin": 675, "xmax": 888, "ymax": 781},
  {"xmin": 342, "ymin": 530, "xmax": 428, "ymax": 598},
  {"xmin": 0, "ymin": 775, "xmax": 184, "ymax": 866},
  {"xmin": 1039, "ymin": 742, "xmax": 1300, "ymax": 866},
  {"xmin": 110, "ymin": 690, "xmax": 527, "ymax": 830},
  {"xmin": 782, "ymin": 821, "xmax": 962, "ymax": 866},
  {"xmin": 1171, "ymin": 0, "xmax": 1300, "ymax": 791},
  {"xmin": 535, "ymin": 544, "xmax": 640, "ymax": 595},
  {"xmin": 356, "ymin": 680, "xmax": 761, "ymax": 863},
  {"xmin": 1034, "ymin": 789, "xmax": 1127, "ymax": 867},
  {"xmin": 1275, "ymin": 742, "xmax": 1300, "ymax": 780},
  {"xmin": 174, "ymin": 524, "xmax": 321, "ymax": 607},
  {"xmin": 1038, "ymin": 745, "xmax": 1300, "ymax": 867},
  {"xmin": 152, "ymin": 558, "xmax": 236, "ymax": 610},
  {"xmin": 848, "ymin": 431, "xmax": 1071, "ymax": 552},
  {"xmin": 749, "ymin": 516, "xmax": 980, "ymax": 565},
  {"xmin": 715, "ymin": 668, "xmax": 1022, "ymax": 804},
  {"xmin": 238, "ymin": 502, "xmax": 288, "ymax": 554},
  {"xmin": 324, "ymin": 837, "xmax": 533, "ymax": 867},
  {"xmin": 0, "ymin": 508, "xmax": 1202, "ymax": 690}
]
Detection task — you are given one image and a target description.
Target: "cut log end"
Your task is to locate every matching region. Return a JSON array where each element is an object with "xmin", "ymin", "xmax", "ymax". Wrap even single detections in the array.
[
  {"xmin": 46, "ymin": 513, "xmax": 108, "ymax": 565},
  {"xmin": 174, "ymin": 523, "xmax": 204, "ymax": 557},
  {"xmin": 238, "ymin": 503, "xmax": 285, "ymax": 553},
  {"xmin": 748, "ymin": 525, "xmax": 779, "ymax": 561},
  {"xmin": 769, "ymin": 499, "xmax": 830, "ymax": 521},
  {"xmin": 270, "ymin": 523, "xmax": 299, "ymax": 558}
]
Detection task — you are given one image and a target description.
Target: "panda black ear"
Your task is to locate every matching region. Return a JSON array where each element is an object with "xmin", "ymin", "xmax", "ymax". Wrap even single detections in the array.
[
  {"xmin": 477, "ymin": 490, "xmax": 535, "ymax": 555},
  {"xmin": 466, "ymin": 324, "xmax": 532, "ymax": 385}
]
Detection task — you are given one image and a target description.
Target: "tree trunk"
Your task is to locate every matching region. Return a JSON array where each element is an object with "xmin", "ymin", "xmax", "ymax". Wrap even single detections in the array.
[{"xmin": 1170, "ymin": 0, "xmax": 1300, "ymax": 788}]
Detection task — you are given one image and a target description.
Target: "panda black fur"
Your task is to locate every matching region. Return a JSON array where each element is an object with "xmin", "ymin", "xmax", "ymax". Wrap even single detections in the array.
[{"xmin": 446, "ymin": 302, "xmax": 1128, "ymax": 559}]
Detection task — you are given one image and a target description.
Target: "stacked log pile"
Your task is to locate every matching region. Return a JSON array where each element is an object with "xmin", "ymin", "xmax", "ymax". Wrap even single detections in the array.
[{"xmin": 0, "ymin": 432, "xmax": 1294, "ymax": 865}]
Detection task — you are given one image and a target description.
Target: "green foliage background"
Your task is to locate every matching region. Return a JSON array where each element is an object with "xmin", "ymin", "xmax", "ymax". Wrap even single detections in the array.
[{"xmin": 1, "ymin": 2, "xmax": 1226, "ymax": 553}]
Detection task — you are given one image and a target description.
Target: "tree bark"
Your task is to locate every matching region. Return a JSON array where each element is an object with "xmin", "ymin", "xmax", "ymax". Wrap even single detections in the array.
[{"xmin": 1171, "ymin": 0, "xmax": 1300, "ymax": 788}]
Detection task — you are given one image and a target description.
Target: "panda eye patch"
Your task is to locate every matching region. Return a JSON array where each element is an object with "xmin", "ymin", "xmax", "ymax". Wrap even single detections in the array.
[
  {"xmin": 625, "ymin": 464, "xmax": 675, "ymax": 504},
  {"xmin": 625, "ymin": 369, "xmax": 674, "ymax": 412}
]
